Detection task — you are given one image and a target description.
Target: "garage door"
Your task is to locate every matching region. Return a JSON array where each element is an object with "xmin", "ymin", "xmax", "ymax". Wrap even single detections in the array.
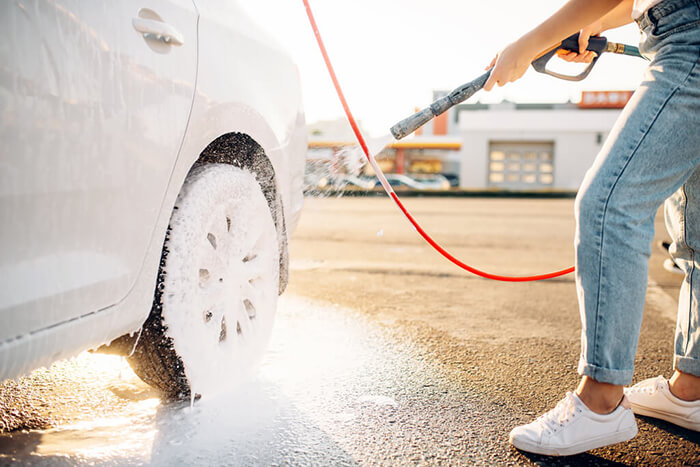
[{"xmin": 488, "ymin": 142, "xmax": 555, "ymax": 190}]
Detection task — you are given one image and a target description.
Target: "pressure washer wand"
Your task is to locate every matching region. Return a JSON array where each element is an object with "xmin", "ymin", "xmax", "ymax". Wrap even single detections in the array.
[
  {"xmin": 390, "ymin": 33, "xmax": 645, "ymax": 140},
  {"xmin": 390, "ymin": 71, "xmax": 491, "ymax": 140}
]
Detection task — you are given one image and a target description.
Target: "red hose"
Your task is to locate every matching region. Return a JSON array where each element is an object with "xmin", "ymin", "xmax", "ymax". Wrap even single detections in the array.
[{"xmin": 302, "ymin": 0, "xmax": 575, "ymax": 282}]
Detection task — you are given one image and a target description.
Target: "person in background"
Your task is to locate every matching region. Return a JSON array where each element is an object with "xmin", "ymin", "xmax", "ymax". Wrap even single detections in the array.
[{"xmin": 484, "ymin": 0, "xmax": 700, "ymax": 456}]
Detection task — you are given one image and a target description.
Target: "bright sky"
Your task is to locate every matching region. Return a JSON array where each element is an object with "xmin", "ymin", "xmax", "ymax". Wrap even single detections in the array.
[{"xmin": 240, "ymin": 1, "xmax": 648, "ymax": 137}]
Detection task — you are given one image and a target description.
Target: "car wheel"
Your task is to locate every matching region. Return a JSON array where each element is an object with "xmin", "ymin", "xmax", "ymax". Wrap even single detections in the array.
[{"xmin": 127, "ymin": 163, "xmax": 280, "ymax": 399}]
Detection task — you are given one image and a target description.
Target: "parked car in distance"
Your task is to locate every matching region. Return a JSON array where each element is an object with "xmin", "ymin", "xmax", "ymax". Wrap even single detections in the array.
[
  {"xmin": 0, "ymin": 1, "xmax": 306, "ymax": 399},
  {"xmin": 372, "ymin": 174, "xmax": 429, "ymax": 190},
  {"xmin": 412, "ymin": 174, "xmax": 451, "ymax": 190},
  {"xmin": 332, "ymin": 175, "xmax": 376, "ymax": 190},
  {"xmin": 440, "ymin": 173, "xmax": 461, "ymax": 188}
]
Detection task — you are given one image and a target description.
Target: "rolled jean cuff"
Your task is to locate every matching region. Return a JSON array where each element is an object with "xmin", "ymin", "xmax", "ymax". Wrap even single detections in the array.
[
  {"xmin": 578, "ymin": 358, "xmax": 634, "ymax": 386},
  {"xmin": 674, "ymin": 355, "xmax": 700, "ymax": 377}
]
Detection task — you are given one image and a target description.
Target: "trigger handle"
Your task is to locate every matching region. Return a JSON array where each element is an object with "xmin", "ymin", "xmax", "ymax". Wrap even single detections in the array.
[{"xmin": 531, "ymin": 32, "xmax": 607, "ymax": 82}]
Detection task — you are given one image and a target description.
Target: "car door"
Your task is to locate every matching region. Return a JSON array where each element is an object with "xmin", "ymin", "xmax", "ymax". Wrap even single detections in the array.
[{"xmin": 0, "ymin": 1, "xmax": 197, "ymax": 342}]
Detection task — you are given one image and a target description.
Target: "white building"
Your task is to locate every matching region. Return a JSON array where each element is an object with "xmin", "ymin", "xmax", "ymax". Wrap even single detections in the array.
[
  {"xmin": 453, "ymin": 91, "xmax": 632, "ymax": 191},
  {"xmin": 306, "ymin": 91, "xmax": 633, "ymax": 192}
]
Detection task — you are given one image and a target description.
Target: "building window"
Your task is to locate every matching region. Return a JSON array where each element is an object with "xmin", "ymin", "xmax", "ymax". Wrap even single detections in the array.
[{"xmin": 488, "ymin": 142, "xmax": 555, "ymax": 189}]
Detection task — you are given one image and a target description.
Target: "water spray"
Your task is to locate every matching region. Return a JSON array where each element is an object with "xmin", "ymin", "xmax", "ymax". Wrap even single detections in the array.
[{"xmin": 303, "ymin": 0, "xmax": 645, "ymax": 282}]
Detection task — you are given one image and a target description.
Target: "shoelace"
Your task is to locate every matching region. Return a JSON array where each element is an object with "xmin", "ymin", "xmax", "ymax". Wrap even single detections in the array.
[
  {"xmin": 627, "ymin": 376, "xmax": 665, "ymax": 394},
  {"xmin": 535, "ymin": 392, "xmax": 582, "ymax": 434}
]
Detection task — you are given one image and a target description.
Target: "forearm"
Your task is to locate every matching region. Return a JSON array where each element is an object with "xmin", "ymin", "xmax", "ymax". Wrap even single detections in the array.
[
  {"xmin": 599, "ymin": 0, "xmax": 635, "ymax": 31},
  {"xmin": 519, "ymin": 0, "xmax": 626, "ymax": 56}
]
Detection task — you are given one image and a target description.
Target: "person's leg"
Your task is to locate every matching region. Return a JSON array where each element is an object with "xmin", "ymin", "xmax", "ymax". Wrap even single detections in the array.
[
  {"xmin": 622, "ymin": 176, "xmax": 700, "ymax": 433},
  {"xmin": 511, "ymin": 2, "xmax": 700, "ymax": 454},
  {"xmin": 575, "ymin": 35, "xmax": 700, "ymax": 395},
  {"xmin": 576, "ymin": 376, "xmax": 623, "ymax": 414},
  {"xmin": 668, "ymin": 370, "xmax": 700, "ymax": 401},
  {"xmin": 620, "ymin": 171, "xmax": 700, "ymax": 432},
  {"xmin": 666, "ymin": 168, "xmax": 700, "ymax": 385},
  {"xmin": 569, "ymin": 50, "xmax": 700, "ymax": 422}
]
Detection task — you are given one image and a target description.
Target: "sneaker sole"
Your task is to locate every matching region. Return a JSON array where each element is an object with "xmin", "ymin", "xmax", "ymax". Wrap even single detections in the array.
[
  {"xmin": 662, "ymin": 259, "xmax": 684, "ymax": 276},
  {"xmin": 631, "ymin": 404, "xmax": 700, "ymax": 431},
  {"xmin": 510, "ymin": 423, "xmax": 638, "ymax": 456}
]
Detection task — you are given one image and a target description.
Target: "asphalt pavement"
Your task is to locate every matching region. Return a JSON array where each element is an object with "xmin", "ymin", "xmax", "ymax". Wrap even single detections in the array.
[
  {"xmin": 1, "ymin": 196, "xmax": 698, "ymax": 465},
  {"xmin": 287, "ymin": 196, "xmax": 699, "ymax": 465}
]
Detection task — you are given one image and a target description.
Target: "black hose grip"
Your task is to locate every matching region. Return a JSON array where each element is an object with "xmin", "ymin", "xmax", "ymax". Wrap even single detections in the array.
[
  {"xmin": 390, "ymin": 70, "xmax": 491, "ymax": 140},
  {"xmin": 390, "ymin": 108, "xmax": 436, "ymax": 140}
]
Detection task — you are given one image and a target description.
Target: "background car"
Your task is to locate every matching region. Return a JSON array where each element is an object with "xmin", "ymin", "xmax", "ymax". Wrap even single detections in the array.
[
  {"xmin": 332, "ymin": 175, "xmax": 376, "ymax": 190},
  {"xmin": 0, "ymin": 0, "xmax": 306, "ymax": 399},
  {"xmin": 440, "ymin": 173, "xmax": 461, "ymax": 188},
  {"xmin": 411, "ymin": 174, "xmax": 451, "ymax": 190},
  {"xmin": 372, "ymin": 174, "xmax": 429, "ymax": 190}
]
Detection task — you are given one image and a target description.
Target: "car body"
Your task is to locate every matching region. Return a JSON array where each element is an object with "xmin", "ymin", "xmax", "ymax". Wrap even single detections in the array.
[{"xmin": 0, "ymin": 0, "xmax": 306, "ymax": 382}]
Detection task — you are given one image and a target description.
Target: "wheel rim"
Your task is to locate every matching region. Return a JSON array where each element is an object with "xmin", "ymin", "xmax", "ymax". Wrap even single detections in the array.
[
  {"xmin": 161, "ymin": 166, "xmax": 279, "ymax": 396},
  {"xmin": 197, "ymin": 203, "xmax": 273, "ymax": 346}
]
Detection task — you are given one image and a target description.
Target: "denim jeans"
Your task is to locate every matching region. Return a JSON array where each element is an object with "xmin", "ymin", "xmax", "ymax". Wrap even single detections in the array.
[{"xmin": 575, "ymin": 0, "xmax": 700, "ymax": 385}]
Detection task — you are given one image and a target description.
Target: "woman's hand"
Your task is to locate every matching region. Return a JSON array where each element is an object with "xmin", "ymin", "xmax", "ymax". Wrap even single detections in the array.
[
  {"xmin": 483, "ymin": 40, "xmax": 539, "ymax": 91},
  {"xmin": 557, "ymin": 21, "xmax": 604, "ymax": 63},
  {"xmin": 560, "ymin": 0, "xmax": 633, "ymax": 63}
]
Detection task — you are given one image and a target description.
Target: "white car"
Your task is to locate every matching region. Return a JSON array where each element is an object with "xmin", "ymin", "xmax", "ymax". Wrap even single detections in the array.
[
  {"xmin": 411, "ymin": 174, "xmax": 451, "ymax": 190},
  {"xmin": 0, "ymin": 1, "xmax": 306, "ymax": 398},
  {"xmin": 373, "ymin": 174, "xmax": 428, "ymax": 190}
]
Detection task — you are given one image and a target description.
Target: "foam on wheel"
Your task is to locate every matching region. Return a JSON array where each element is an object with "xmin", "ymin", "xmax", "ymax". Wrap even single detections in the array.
[{"xmin": 127, "ymin": 164, "xmax": 280, "ymax": 399}]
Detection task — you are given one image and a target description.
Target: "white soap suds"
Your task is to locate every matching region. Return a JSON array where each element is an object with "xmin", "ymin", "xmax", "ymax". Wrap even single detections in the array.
[{"xmin": 161, "ymin": 164, "xmax": 280, "ymax": 398}]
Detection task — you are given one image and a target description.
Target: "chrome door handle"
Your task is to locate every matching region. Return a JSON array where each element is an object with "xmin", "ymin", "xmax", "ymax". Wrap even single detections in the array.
[{"xmin": 132, "ymin": 17, "xmax": 184, "ymax": 46}]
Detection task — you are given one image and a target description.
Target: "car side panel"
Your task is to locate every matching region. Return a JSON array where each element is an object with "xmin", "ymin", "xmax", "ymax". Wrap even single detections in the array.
[
  {"xmin": 0, "ymin": 1, "xmax": 198, "ymax": 342},
  {"xmin": 190, "ymin": 0, "xmax": 306, "ymax": 232}
]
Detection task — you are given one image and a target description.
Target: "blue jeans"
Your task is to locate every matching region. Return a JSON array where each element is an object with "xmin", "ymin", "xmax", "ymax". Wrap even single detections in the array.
[{"xmin": 575, "ymin": 0, "xmax": 700, "ymax": 386}]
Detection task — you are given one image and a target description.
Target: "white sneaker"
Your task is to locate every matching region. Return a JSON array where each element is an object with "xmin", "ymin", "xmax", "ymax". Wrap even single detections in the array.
[
  {"xmin": 509, "ymin": 392, "xmax": 638, "ymax": 456},
  {"xmin": 624, "ymin": 376, "xmax": 700, "ymax": 431},
  {"xmin": 663, "ymin": 258, "xmax": 685, "ymax": 276}
]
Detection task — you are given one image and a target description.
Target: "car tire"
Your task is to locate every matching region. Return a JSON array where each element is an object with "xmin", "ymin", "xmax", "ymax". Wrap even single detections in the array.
[{"xmin": 126, "ymin": 163, "xmax": 280, "ymax": 399}]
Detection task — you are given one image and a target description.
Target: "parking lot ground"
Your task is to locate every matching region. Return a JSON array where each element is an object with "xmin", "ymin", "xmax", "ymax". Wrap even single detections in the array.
[
  {"xmin": 1, "ymin": 195, "xmax": 698, "ymax": 465},
  {"xmin": 287, "ymin": 196, "xmax": 700, "ymax": 465}
]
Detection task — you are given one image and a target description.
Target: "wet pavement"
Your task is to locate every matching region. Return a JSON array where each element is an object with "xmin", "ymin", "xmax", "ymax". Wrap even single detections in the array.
[
  {"xmin": 0, "ymin": 297, "xmax": 522, "ymax": 466},
  {"xmin": 2, "ymin": 197, "xmax": 700, "ymax": 465}
]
